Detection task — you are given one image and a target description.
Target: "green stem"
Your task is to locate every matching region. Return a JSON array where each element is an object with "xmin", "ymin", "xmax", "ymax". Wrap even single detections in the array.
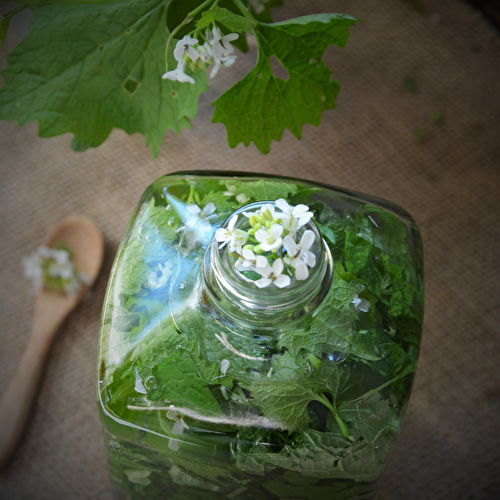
[
  {"xmin": 232, "ymin": 0, "xmax": 257, "ymax": 24},
  {"xmin": 368, "ymin": 364, "xmax": 415, "ymax": 397},
  {"xmin": 187, "ymin": 184, "xmax": 196, "ymax": 204},
  {"xmin": 164, "ymin": 0, "xmax": 216, "ymax": 70},
  {"xmin": 316, "ymin": 394, "xmax": 350, "ymax": 437},
  {"xmin": 2, "ymin": 5, "xmax": 27, "ymax": 20}
]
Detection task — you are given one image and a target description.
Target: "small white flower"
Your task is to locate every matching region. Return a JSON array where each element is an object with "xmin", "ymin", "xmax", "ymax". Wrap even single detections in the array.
[
  {"xmin": 235, "ymin": 249, "xmax": 255, "ymax": 270},
  {"xmin": 274, "ymin": 199, "xmax": 314, "ymax": 229},
  {"xmin": 220, "ymin": 385, "xmax": 229, "ymax": 400},
  {"xmin": 209, "ymin": 27, "xmax": 238, "ymax": 58},
  {"xmin": 162, "ymin": 60, "xmax": 195, "ymax": 84},
  {"xmin": 147, "ymin": 261, "xmax": 173, "ymax": 290},
  {"xmin": 173, "ymin": 35, "xmax": 200, "ymax": 62},
  {"xmin": 222, "ymin": 183, "xmax": 250, "ymax": 204},
  {"xmin": 207, "ymin": 27, "xmax": 238, "ymax": 78},
  {"xmin": 255, "ymin": 258, "xmax": 291, "ymax": 288},
  {"xmin": 255, "ymin": 224, "xmax": 284, "ymax": 252},
  {"xmin": 166, "ymin": 405, "xmax": 189, "ymax": 435},
  {"xmin": 236, "ymin": 193, "xmax": 250, "ymax": 204},
  {"xmin": 177, "ymin": 203, "xmax": 217, "ymax": 256},
  {"xmin": 283, "ymin": 230, "xmax": 316, "ymax": 280},
  {"xmin": 221, "ymin": 359, "xmax": 230, "ymax": 376},
  {"xmin": 214, "ymin": 215, "xmax": 248, "ymax": 252},
  {"xmin": 235, "ymin": 249, "xmax": 267, "ymax": 271},
  {"xmin": 210, "ymin": 54, "xmax": 237, "ymax": 78},
  {"xmin": 197, "ymin": 41, "xmax": 213, "ymax": 63},
  {"xmin": 351, "ymin": 284, "xmax": 371, "ymax": 312}
]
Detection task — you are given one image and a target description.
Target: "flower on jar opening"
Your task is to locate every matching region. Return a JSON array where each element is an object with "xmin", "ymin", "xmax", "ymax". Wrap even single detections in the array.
[
  {"xmin": 214, "ymin": 214, "xmax": 249, "ymax": 252},
  {"xmin": 235, "ymin": 249, "xmax": 268, "ymax": 271},
  {"xmin": 274, "ymin": 198, "xmax": 314, "ymax": 229},
  {"xmin": 255, "ymin": 224, "xmax": 284, "ymax": 252},
  {"xmin": 283, "ymin": 230, "xmax": 316, "ymax": 280},
  {"xmin": 255, "ymin": 258, "xmax": 291, "ymax": 288}
]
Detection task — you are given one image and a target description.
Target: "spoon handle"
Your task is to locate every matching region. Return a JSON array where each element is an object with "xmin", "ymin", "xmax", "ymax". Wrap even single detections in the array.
[{"xmin": 0, "ymin": 292, "xmax": 75, "ymax": 468}]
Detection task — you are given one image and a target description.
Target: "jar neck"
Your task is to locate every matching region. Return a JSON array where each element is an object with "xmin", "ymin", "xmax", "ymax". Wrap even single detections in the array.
[{"xmin": 202, "ymin": 202, "xmax": 333, "ymax": 328}]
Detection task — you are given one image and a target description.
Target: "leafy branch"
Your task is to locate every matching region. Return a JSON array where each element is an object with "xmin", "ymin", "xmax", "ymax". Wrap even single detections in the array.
[{"xmin": 0, "ymin": 0, "xmax": 358, "ymax": 156}]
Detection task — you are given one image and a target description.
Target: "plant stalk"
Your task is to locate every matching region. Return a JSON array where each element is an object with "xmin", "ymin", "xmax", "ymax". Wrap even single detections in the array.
[{"xmin": 317, "ymin": 394, "xmax": 350, "ymax": 437}]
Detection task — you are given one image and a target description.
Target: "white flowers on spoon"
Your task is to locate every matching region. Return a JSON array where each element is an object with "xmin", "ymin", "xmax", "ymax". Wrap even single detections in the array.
[{"xmin": 23, "ymin": 245, "xmax": 90, "ymax": 295}]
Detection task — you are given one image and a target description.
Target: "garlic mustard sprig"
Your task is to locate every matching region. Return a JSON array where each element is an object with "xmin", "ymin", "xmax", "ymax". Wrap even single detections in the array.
[{"xmin": 214, "ymin": 214, "xmax": 248, "ymax": 252}]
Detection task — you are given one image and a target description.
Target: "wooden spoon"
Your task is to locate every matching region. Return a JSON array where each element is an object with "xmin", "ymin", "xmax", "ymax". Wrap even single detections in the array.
[{"xmin": 0, "ymin": 217, "xmax": 104, "ymax": 468}]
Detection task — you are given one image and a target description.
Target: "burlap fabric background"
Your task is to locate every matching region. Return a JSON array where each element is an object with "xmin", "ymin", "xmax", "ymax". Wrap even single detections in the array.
[{"xmin": 1, "ymin": 0, "xmax": 499, "ymax": 498}]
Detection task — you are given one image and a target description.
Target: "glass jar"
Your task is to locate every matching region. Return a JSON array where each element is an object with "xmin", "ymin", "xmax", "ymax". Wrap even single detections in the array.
[{"xmin": 97, "ymin": 171, "xmax": 424, "ymax": 500}]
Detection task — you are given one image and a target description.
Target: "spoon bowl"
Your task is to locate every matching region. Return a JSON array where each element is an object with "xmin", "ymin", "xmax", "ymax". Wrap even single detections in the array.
[{"xmin": 0, "ymin": 217, "xmax": 104, "ymax": 468}]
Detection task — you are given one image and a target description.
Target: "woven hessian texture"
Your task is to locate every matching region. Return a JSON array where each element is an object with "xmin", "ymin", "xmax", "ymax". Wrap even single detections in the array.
[{"xmin": 1, "ymin": 1, "xmax": 499, "ymax": 499}]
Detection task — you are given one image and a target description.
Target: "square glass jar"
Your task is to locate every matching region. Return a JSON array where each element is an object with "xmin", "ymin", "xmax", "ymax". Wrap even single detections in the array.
[{"xmin": 97, "ymin": 171, "xmax": 424, "ymax": 500}]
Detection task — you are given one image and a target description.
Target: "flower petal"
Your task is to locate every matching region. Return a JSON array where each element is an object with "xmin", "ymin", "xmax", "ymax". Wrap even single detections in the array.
[
  {"xmin": 202, "ymin": 203, "xmax": 216, "ymax": 217},
  {"xmin": 215, "ymin": 228, "xmax": 229, "ymax": 242},
  {"xmin": 227, "ymin": 214, "xmax": 238, "ymax": 230},
  {"xmin": 274, "ymin": 275, "xmax": 291, "ymax": 288},
  {"xmin": 295, "ymin": 262, "xmax": 309, "ymax": 281},
  {"xmin": 256, "ymin": 263, "xmax": 273, "ymax": 277},
  {"xmin": 270, "ymin": 224, "xmax": 284, "ymax": 238},
  {"xmin": 275, "ymin": 199, "xmax": 291, "ymax": 213},
  {"xmin": 255, "ymin": 255, "xmax": 268, "ymax": 268},
  {"xmin": 255, "ymin": 277, "xmax": 272, "ymax": 288},
  {"xmin": 292, "ymin": 204, "xmax": 310, "ymax": 215},
  {"xmin": 300, "ymin": 230, "xmax": 315, "ymax": 250},
  {"xmin": 242, "ymin": 249, "xmax": 255, "ymax": 260},
  {"xmin": 255, "ymin": 228, "xmax": 269, "ymax": 244},
  {"xmin": 272, "ymin": 258, "xmax": 284, "ymax": 276},
  {"xmin": 282, "ymin": 235, "xmax": 297, "ymax": 256}
]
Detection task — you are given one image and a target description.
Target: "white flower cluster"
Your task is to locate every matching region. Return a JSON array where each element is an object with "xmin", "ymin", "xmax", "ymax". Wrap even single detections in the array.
[
  {"xmin": 23, "ymin": 246, "xmax": 90, "ymax": 296},
  {"xmin": 215, "ymin": 199, "xmax": 316, "ymax": 289},
  {"xmin": 163, "ymin": 27, "xmax": 238, "ymax": 84}
]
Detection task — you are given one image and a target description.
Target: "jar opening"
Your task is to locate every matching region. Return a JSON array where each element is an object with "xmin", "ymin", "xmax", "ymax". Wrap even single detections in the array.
[{"xmin": 203, "ymin": 200, "xmax": 333, "ymax": 325}]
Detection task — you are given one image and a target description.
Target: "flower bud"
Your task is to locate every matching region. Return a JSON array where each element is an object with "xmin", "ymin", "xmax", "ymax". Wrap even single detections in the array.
[{"xmin": 262, "ymin": 208, "xmax": 272, "ymax": 221}]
